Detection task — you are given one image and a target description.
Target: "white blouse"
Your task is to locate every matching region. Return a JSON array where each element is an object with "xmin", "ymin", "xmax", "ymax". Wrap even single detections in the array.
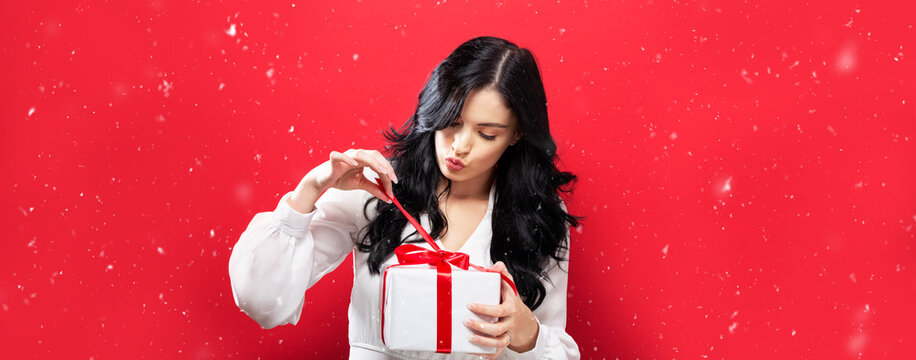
[{"xmin": 228, "ymin": 181, "xmax": 580, "ymax": 359}]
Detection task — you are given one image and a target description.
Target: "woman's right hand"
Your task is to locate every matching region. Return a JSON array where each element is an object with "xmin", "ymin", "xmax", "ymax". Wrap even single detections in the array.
[{"xmin": 303, "ymin": 149, "xmax": 399, "ymax": 204}]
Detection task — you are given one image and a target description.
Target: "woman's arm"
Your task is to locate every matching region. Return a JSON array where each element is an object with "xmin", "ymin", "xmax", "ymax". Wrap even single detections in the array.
[
  {"xmin": 228, "ymin": 149, "xmax": 395, "ymax": 329},
  {"xmin": 227, "ymin": 188, "xmax": 371, "ymax": 329}
]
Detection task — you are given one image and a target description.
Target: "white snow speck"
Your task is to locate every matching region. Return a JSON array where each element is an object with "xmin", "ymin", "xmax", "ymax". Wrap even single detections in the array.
[
  {"xmin": 728, "ymin": 322, "xmax": 737, "ymax": 334},
  {"xmin": 28, "ymin": 107, "xmax": 36, "ymax": 116},
  {"xmin": 218, "ymin": 82, "xmax": 225, "ymax": 91},
  {"xmin": 722, "ymin": 177, "xmax": 732, "ymax": 193},
  {"xmin": 157, "ymin": 247, "xmax": 165, "ymax": 255},
  {"xmin": 209, "ymin": 229, "xmax": 215, "ymax": 238},
  {"xmin": 266, "ymin": 68, "xmax": 275, "ymax": 79},
  {"xmin": 849, "ymin": 273, "xmax": 857, "ymax": 283},
  {"xmin": 159, "ymin": 79, "xmax": 172, "ymax": 98},
  {"xmin": 669, "ymin": 132, "xmax": 677, "ymax": 140},
  {"xmin": 106, "ymin": 264, "xmax": 113, "ymax": 271},
  {"xmin": 352, "ymin": 53, "xmax": 359, "ymax": 61},
  {"xmin": 740, "ymin": 69, "xmax": 753, "ymax": 84},
  {"xmin": 226, "ymin": 24, "xmax": 237, "ymax": 37},
  {"xmin": 661, "ymin": 244, "xmax": 669, "ymax": 256},
  {"xmin": 791, "ymin": 329, "xmax": 796, "ymax": 336},
  {"xmin": 288, "ymin": 125, "xmax": 295, "ymax": 133}
]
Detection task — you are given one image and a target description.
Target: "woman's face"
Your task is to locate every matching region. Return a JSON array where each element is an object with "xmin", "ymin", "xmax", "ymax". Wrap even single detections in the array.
[{"xmin": 435, "ymin": 87, "xmax": 520, "ymax": 185}]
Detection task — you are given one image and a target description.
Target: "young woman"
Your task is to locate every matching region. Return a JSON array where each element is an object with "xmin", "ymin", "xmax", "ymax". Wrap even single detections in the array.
[{"xmin": 229, "ymin": 36, "xmax": 581, "ymax": 359}]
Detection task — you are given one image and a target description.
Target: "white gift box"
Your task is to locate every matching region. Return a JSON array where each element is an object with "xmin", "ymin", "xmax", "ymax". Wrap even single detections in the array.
[{"xmin": 381, "ymin": 264, "xmax": 502, "ymax": 354}]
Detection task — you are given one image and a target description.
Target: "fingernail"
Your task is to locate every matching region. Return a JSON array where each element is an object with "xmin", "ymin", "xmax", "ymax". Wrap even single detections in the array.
[
  {"xmin": 469, "ymin": 335, "xmax": 479, "ymax": 342},
  {"xmin": 467, "ymin": 303, "xmax": 476, "ymax": 310},
  {"xmin": 351, "ymin": 161, "xmax": 359, "ymax": 166},
  {"xmin": 465, "ymin": 319, "xmax": 474, "ymax": 326}
]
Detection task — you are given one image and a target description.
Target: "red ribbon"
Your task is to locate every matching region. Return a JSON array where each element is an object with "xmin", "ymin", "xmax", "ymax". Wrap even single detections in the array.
[{"xmin": 376, "ymin": 179, "xmax": 518, "ymax": 353}]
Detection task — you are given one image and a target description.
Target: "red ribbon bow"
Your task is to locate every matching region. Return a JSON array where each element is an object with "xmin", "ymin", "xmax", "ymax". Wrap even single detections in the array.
[
  {"xmin": 394, "ymin": 244, "xmax": 470, "ymax": 270},
  {"xmin": 376, "ymin": 179, "xmax": 518, "ymax": 353}
]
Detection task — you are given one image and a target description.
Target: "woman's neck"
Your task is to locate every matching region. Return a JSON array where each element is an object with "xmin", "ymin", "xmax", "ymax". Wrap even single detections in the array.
[{"xmin": 438, "ymin": 169, "xmax": 495, "ymax": 201}]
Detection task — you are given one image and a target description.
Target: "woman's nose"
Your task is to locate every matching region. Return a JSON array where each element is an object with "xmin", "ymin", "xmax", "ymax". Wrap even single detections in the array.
[{"xmin": 452, "ymin": 130, "xmax": 471, "ymax": 155}]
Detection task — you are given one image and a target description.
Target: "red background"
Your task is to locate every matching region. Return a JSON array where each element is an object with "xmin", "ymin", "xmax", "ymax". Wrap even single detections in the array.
[{"xmin": 2, "ymin": 1, "xmax": 915, "ymax": 359}]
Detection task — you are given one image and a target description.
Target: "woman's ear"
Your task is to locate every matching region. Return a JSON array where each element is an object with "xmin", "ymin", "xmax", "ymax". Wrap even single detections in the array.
[{"xmin": 510, "ymin": 131, "xmax": 523, "ymax": 146}]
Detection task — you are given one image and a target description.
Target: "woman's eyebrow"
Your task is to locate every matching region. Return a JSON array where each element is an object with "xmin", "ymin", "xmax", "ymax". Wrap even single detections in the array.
[{"xmin": 476, "ymin": 122, "xmax": 508, "ymax": 128}]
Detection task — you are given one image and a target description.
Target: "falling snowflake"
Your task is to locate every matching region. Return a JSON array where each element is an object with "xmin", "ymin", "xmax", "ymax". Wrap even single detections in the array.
[{"xmin": 722, "ymin": 177, "xmax": 732, "ymax": 193}]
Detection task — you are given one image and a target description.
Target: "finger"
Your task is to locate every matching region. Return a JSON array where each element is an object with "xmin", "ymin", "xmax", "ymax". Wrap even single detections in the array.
[
  {"xmin": 469, "ymin": 332, "xmax": 512, "ymax": 350},
  {"xmin": 351, "ymin": 150, "xmax": 391, "ymax": 180},
  {"xmin": 356, "ymin": 151, "xmax": 394, "ymax": 198},
  {"xmin": 343, "ymin": 150, "xmax": 394, "ymax": 203},
  {"xmin": 356, "ymin": 173, "xmax": 392, "ymax": 203},
  {"xmin": 368, "ymin": 150, "xmax": 398, "ymax": 184},
  {"xmin": 387, "ymin": 166, "xmax": 399, "ymax": 184},
  {"xmin": 330, "ymin": 151, "xmax": 360, "ymax": 169},
  {"xmin": 468, "ymin": 302, "xmax": 509, "ymax": 318},
  {"xmin": 378, "ymin": 172, "xmax": 393, "ymax": 201},
  {"xmin": 490, "ymin": 261, "xmax": 512, "ymax": 280},
  {"xmin": 465, "ymin": 318, "xmax": 507, "ymax": 337}
]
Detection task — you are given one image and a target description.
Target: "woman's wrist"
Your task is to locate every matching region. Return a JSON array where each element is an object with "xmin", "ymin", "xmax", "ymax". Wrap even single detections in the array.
[
  {"xmin": 287, "ymin": 175, "xmax": 326, "ymax": 214},
  {"xmin": 507, "ymin": 314, "xmax": 540, "ymax": 353}
]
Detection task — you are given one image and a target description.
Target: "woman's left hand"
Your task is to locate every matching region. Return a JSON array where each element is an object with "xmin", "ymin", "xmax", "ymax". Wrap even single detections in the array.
[{"xmin": 465, "ymin": 261, "xmax": 540, "ymax": 359}]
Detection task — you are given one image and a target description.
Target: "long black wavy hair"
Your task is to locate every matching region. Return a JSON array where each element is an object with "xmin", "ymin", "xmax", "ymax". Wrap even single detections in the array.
[{"xmin": 356, "ymin": 36, "xmax": 580, "ymax": 311}]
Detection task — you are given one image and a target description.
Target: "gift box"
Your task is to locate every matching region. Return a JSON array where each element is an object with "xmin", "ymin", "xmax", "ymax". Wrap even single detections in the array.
[
  {"xmin": 381, "ymin": 263, "xmax": 501, "ymax": 353},
  {"xmin": 373, "ymin": 178, "xmax": 518, "ymax": 354}
]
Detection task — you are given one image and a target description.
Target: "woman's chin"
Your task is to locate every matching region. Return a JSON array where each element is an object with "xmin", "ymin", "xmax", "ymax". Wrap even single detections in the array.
[{"xmin": 439, "ymin": 165, "xmax": 468, "ymax": 182}]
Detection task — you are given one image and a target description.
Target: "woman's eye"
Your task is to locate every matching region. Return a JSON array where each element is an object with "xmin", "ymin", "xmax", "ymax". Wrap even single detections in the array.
[{"xmin": 479, "ymin": 132, "xmax": 496, "ymax": 141}]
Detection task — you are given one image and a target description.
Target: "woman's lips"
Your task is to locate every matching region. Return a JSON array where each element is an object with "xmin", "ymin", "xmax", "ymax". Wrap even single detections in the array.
[{"xmin": 445, "ymin": 157, "xmax": 466, "ymax": 170}]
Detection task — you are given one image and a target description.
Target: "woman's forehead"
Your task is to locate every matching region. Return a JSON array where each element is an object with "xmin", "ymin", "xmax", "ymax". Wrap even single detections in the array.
[{"xmin": 460, "ymin": 88, "xmax": 516, "ymax": 127}]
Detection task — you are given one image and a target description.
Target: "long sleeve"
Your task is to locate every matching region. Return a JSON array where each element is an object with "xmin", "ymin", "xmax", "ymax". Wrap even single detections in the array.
[
  {"xmin": 505, "ymin": 209, "xmax": 580, "ymax": 359},
  {"xmin": 228, "ymin": 188, "xmax": 373, "ymax": 329}
]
